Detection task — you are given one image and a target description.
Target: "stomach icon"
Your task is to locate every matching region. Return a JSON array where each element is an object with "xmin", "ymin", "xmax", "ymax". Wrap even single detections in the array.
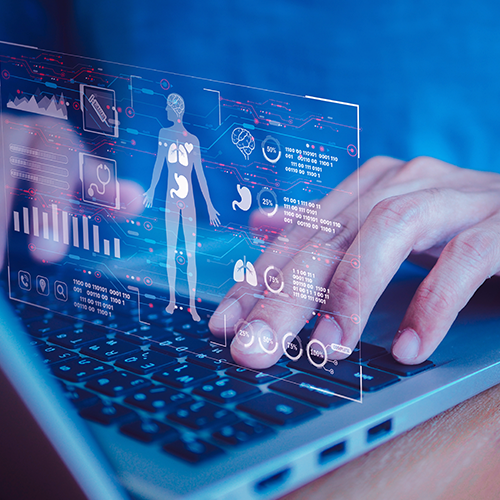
[
  {"xmin": 170, "ymin": 173, "xmax": 189, "ymax": 199},
  {"xmin": 232, "ymin": 184, "xmax": 251, "ymax": 211}
]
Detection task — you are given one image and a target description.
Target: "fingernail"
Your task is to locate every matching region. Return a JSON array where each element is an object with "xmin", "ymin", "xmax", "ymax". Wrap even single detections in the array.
[
  {"xmin": 231, "ymin": 320, "xmax": 278, "ymax": 357},
  {"xmin": 392, "ymin": 328, "xmax": 420, "ymax": 362},
  {"xmin": 209, "ymin": 298, "xmax": 242, "ymax": 334},
  {"xmin": 312, "ymin": 316, "xmax": 343, "ymax": 355}
]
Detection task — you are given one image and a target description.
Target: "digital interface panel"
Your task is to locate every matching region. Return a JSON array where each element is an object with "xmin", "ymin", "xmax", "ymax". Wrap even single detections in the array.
[{"xmin": 1, "ymin": 43, "xmax": 363, "ymax": 401}]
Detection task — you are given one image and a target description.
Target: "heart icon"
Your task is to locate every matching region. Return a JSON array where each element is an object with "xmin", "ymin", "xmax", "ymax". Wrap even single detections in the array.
[{"xmin": 185, "ymin": 142, "xmax": 193, "ymax": 153}]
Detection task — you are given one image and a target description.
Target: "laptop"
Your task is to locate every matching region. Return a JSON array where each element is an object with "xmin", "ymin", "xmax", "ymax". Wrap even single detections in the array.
[{"xmin": 1, "ymin": 40, "xmax": 500, "ymax": 500}]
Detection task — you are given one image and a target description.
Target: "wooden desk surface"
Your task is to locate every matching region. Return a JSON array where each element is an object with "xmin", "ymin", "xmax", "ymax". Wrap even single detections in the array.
[{"xmin": 281, "ymin": 383, "xmax": 500, "ymax": 500}]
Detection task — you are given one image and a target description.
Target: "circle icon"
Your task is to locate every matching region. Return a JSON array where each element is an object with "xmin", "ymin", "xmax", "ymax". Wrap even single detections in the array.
[
  {"xmin": 282, "ymin": 333, "xmax": 303, "ymax": 362},
  {"xmin": 257, "ymin": 187, "xmax": 278, "ymax": 218},
  {"xmin": 306, "ymin": 339, "xmax": 328, "ymax": 369},
  {"xmin": 261, "ymin": 136, "xmax": 282, "ymax": 164},
  {"xmin": 144, "ymin": 221, "xmax": 153, "ymax": 231},
  {"xmin": 351, "ymin": 314, "xmax": 360, "ymax": 324},
  {"xmin": 351, "ymin": 258, "xmax": 360, "ymax": 269},
  {"xmin": 347, "ymin": 144, "xmax": 357, "ymax": 157},
  {"xmin": 176, "ymin": 255, "xmax": 186, "ymax": 265},
  {"xmin": 125, "ymin": 107, "xmax": 135, "ymax": 118},
  {"xmin": 258, "ymin": 328, "xmax": 279, "ymax": 355},
  {"xmin": 94, "ymin": 271, "xmax": 102, "ymax": 278},
  {"xmin": 160, "ymin": 79, "xmax": 170, "ymax": 90},
  {"xmin": 264, "ymin": 265, "xmax": 285, "ymax": 294},
  {"xmin": 234, "ymin": 320, "xmax": 255, "ymax": 349},
  {"xmin": 2, "ymin": 70, "xmax": 10, "ymax": 79},
  {"xmin": 144, "ymin": 277, "xmax": 153, "ymax": 286}
]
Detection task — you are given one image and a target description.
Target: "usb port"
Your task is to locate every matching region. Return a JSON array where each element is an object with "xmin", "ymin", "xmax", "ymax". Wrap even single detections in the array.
[
  {"xmin": 319, "ymin": 441, "xmax": 346, "ymax": 464},
  {"xmin": 367, "ymin": 419, "xmax": 392, "ymax": 442},
  {"xmin": 255, "ymin": 468, "xmax": 291, "ymax": 493}
]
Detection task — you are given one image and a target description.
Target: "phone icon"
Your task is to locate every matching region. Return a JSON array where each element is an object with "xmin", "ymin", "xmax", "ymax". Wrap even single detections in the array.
[{"xmin": 18, "ymin": 271, "xmax": 32, "ymax": 291}]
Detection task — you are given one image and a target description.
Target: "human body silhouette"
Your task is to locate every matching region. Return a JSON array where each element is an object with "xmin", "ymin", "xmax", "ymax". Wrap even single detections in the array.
[{"xmin": 143, "ymin": 93, "xmax": 220, "ymax": 321}]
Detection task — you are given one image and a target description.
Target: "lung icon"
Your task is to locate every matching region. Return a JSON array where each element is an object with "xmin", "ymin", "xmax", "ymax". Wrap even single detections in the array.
[
  {"xmin": 233, "ymin": 257, "xmax": 258, "ymax": 286},
  {"xmin": 232, "ymin": 184, "xmax": 252, "ymax": 211}
]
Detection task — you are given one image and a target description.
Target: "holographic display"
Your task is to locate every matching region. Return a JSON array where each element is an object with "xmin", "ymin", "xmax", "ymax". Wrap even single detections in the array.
[{"xmin": 0, "ymin": 43, "xmax": 363, "ymax": 401}]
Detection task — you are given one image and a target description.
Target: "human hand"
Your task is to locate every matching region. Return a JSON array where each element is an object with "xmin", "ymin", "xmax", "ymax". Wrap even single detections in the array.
[
  {"xmin": 209, "ymin": 156, "xmax": 500, "ymax": 369},
  {"xmin": 143, "ymin": 188, "xmax": 155, "ymax": 208},
  {"xmin": 208, "ymin": 204, "xmax": 221, "ymax": 227}
]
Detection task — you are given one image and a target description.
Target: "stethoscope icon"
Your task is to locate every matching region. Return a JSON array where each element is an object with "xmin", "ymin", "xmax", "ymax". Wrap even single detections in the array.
[{"xmin": 88, "ymin": 163, "xmax": 111, "ymax": 197}]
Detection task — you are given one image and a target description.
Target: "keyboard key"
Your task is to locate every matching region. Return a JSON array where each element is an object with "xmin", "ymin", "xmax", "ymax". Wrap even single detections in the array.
[
  {"xmin": 193, "ymin": 377, "xmax": 260, "ymax": 404},
  {"xmin": 80, "ymin": 338, "xmax": 139, "ymax": 361},
  {"xmin": 28, "ymin": 338, "xmax": 45, "ymax": 347},
  {"xmin": 226, "ymin": 364, "xmax": 291, "ymax": 384},
  {"xmin": 151, "ymin": 334, "xmax": 209, "ymax": 358},
  {"xmin": 125, "ymin": 385, "xmax": 192, "ymax": 413},
  {"xmin": 79, "ymin": 401, "xmax": 137, "ymax": 426},
  {"xmin": 49, "ymin": 326, "xmax": 107, "ymax": 349},
  {"xmin": 114, "ymin": 350, "xmax": 175, "ymax": 374},
  {"xmin": 61, "ymin": 385, "xmax": 99, "ymax": 408},
  {"xmin": 368, "ymin": 354, "xmax": 435, "ymax": 376},
  {"xmin": 347, "ymin": 342, "xmax": 387, "ymax": 362},
  {"xmin": 36, "ymin": 344, "xmax": 78, "ymax": 364},
  {"xmin": 86, "ymin": 370, "xmax": 151, "ymax": 397},
  {"xmin": 270, "ymin": 373, "xmax": 356, "ymax": 408},
  {"xmin": 288, "ymin": 357, "xmax": 399, "ymax": 392},
  {"xmin": 120, "ymin": 419, "xmax": 179, "ymax": 443},
  {"xmin": 152, "ymin": 362, "xmax": 217, "ymax": 389},
  {"xmin": 237, "ymin": 393, "xmax": 319, "ymax": 426},
  {"xmin": 212, "ymin": 420, "xmax": 273, "ymax": 446},
  {"xmin": 163, "ymin": 437, "xmax": 223, "ymax": 464},
  {"xmin": 51, "ymin": 357, "xmax": 113, "ymax": 382},
  {"xmin": 116, "ymin": 324, "xmax": 172, "ymax": 345},
  {"xmin": 187, "ymin": 345, "xmax": 234, "ymax": 371},
  {"xmin": 27, "ymin": 316, "xmax": 72, "ymax": 337},
  {"xmin": 173, "ymin": 318, "xmax": 211, "ymax": 338},
  {"xmin": 167, "ymin": 400, "xmax": 237, "ymax": 430}
]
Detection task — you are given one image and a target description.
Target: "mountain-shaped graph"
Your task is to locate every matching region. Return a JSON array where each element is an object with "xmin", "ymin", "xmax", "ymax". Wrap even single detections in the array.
[{"xmin": 7, "ymin": 88, "xmax": 68, "ymax": 120}]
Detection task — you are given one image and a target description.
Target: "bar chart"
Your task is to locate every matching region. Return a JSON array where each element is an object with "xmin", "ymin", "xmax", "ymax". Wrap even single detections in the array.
[{"xmin": 13, "ymin": 204, "xmax": 121, "ymax": 258}]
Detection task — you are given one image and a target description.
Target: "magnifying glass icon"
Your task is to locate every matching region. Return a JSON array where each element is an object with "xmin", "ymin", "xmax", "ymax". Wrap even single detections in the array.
[{"xmin": 55, "ymin": 282, "xmax": 68, "ymax": 301}]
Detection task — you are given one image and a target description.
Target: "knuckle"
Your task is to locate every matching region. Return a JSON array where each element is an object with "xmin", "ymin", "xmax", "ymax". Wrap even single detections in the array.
[
  {"xmin": 415, "ymin": 283, "xmax": 455, "ymax": 316},
  {"xmin": 330, "ymin": 272, "xmax": 360, "ymax": 305},
  {"xmin": 370, "ymin": 194, "xmax": 424, "ymax": 233},
  {"xmin": 446, "ymin": 228, "xmax": 499, "ymax": 270},
  {"xmin": 310, "ymin": 213, "xmax": 356, "ymax": 253},
  {"xmin": 394, "ymin": 156, "xmax": 455, "ymax": 180}
]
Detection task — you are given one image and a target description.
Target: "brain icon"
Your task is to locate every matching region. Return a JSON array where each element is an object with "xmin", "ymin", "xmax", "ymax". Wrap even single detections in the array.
[
  {"xmin": 231, "ymin": 127, "xmax": 255, "ymax": 160},
  {"xmin": 167, "ymin": 93, "xmax": 185, "ymax": 117}
]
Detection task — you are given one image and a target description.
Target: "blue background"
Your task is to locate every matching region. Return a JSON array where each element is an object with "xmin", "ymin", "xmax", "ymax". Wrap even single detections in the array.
[{"xmin": 1, "ymin": 0, "xmax": 500, "ymax": 172}]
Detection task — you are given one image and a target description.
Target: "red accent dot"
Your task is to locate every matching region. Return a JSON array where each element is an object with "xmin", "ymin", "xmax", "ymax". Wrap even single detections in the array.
[{"xmin": 149, "ymin": 303, "xmax": 153, "ymax": 308}]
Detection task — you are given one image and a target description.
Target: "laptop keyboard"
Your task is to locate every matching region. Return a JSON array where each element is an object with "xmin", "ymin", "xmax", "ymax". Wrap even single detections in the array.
[{"xmin": 18, "ymin": 304, "xmax": 435, "ymax": 465}]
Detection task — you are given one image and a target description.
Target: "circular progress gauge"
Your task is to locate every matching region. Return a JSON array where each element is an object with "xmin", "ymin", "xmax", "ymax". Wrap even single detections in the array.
[{"xmin": 257, "ymin": 187, "xmax": 278, "ymax": 217}]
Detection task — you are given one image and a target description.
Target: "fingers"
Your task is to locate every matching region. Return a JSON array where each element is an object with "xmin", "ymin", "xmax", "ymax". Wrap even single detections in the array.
[
  {"xmin": 229, "ymin": 202, "xmax": 361, "ymax": 368},
  {"xmin": 209, "ymin": 155, "xmax": 404, "ymax": 338},
  {"xmin": 311, "ymin": 188, "xmax": 500, "ymax": 362},
  {"xmin": 392, "ymin": 217, "xmax": 500, "ymax": 363}
]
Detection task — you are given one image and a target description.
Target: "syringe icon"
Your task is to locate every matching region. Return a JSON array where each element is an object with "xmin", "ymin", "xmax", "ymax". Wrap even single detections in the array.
[{"xmin": 88, "ymin": 94, "xmax": 109, "ymax": 126}]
